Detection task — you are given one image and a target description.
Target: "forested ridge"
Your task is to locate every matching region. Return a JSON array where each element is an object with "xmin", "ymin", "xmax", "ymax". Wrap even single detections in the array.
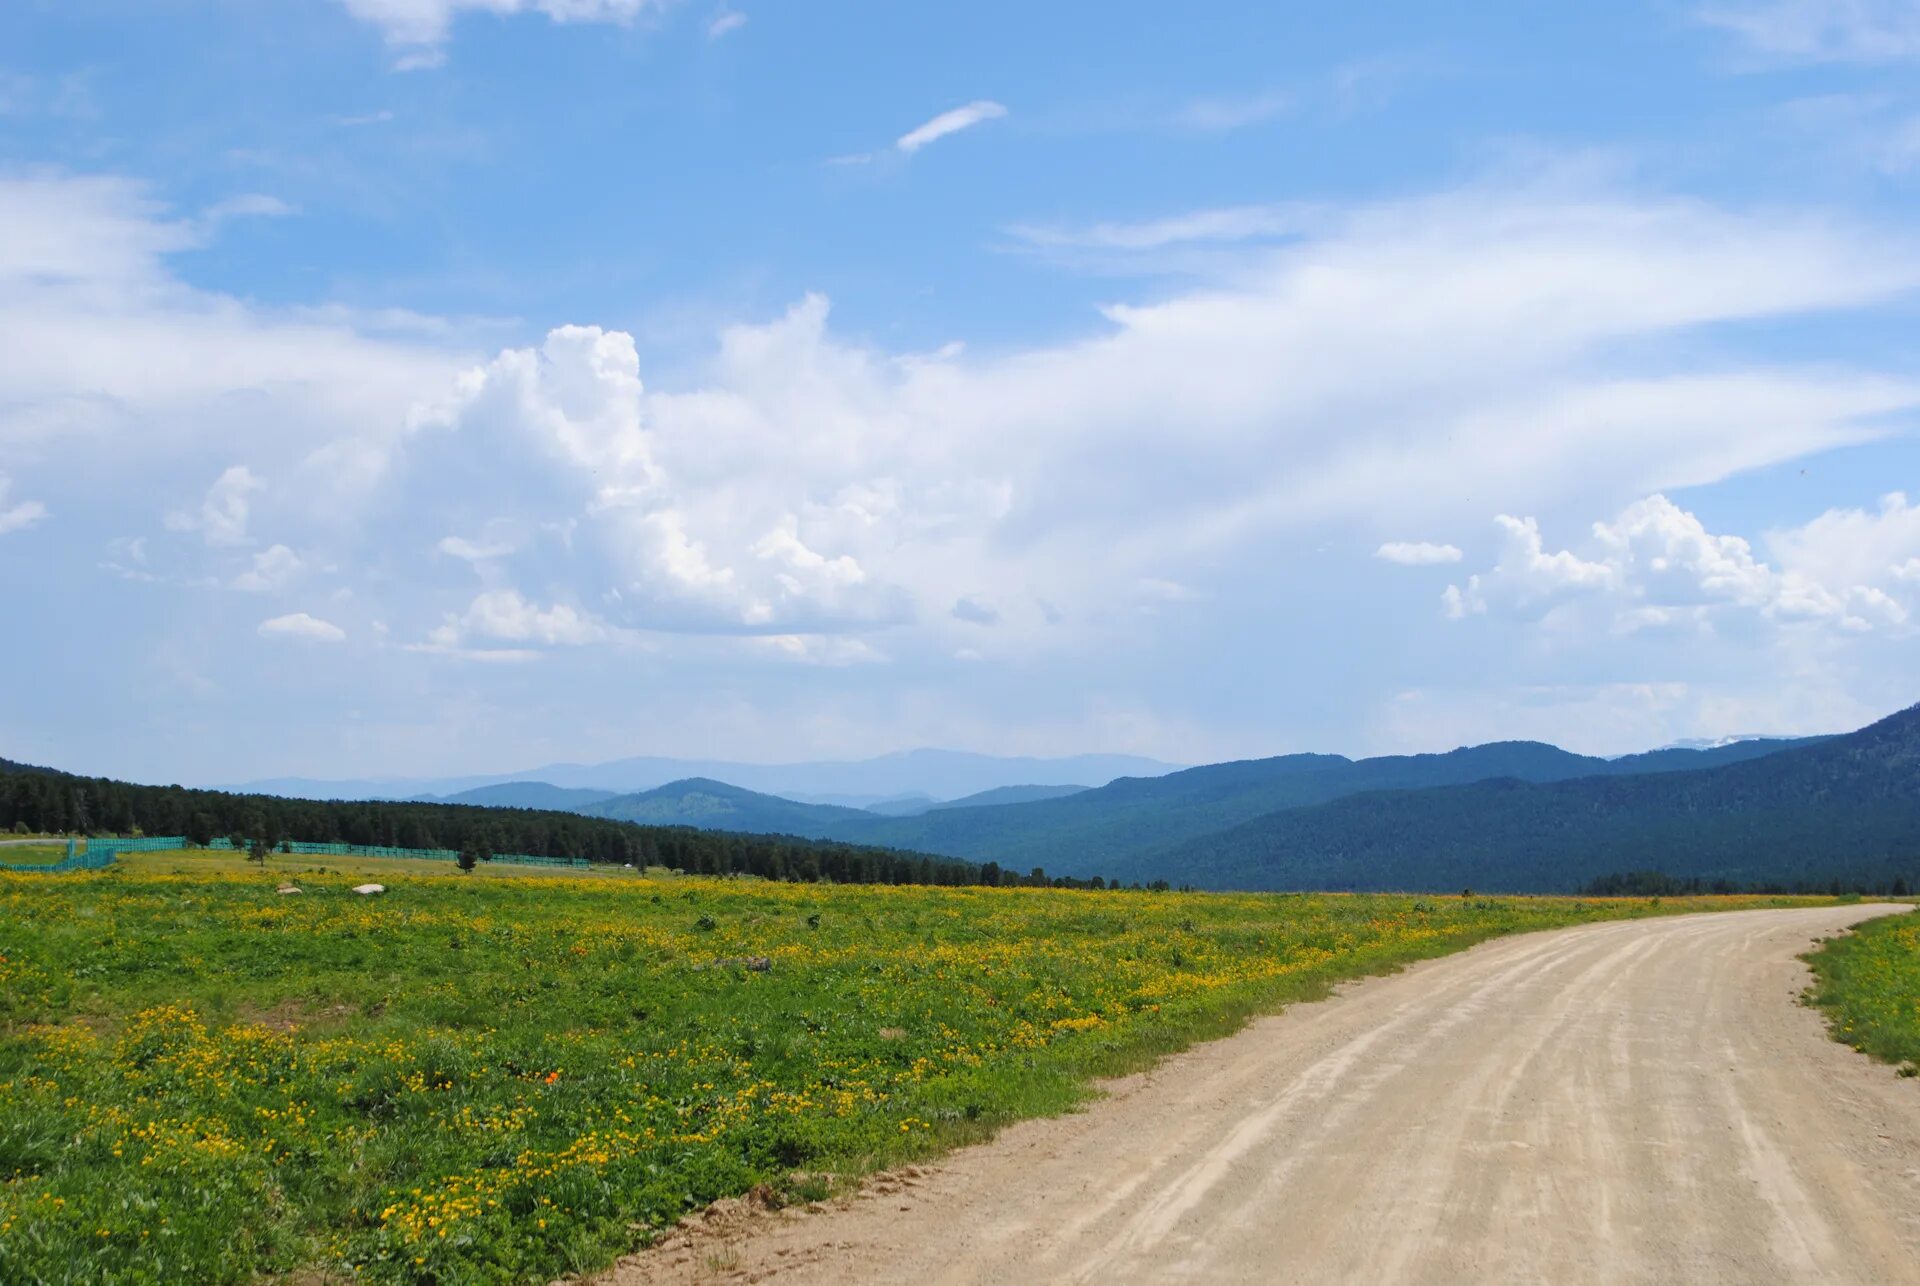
[
  {"xmin": 1129, "ymin": 703, "xmax": 1920, "ymax": 893},
  {"xmin": 0, "ymin": 758, "xmax": 1104, "ymax": 888}
]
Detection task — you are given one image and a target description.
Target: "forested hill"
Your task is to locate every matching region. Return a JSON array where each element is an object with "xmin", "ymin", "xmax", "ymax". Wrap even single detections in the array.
[
  {"xmin": 583, "ymin": 779, "xmax": 877, "ymax": 833},
  {"xmin": 0, "ymin": 759, "xmax": 1089, "ymax": 888},
  {"xmin": 1129, "ymin": 704, "xmax": 1920, "ymax": 894},
  {"xmin": 797, "ymin": 733, "xmax": 1824, "ymax": 874}
]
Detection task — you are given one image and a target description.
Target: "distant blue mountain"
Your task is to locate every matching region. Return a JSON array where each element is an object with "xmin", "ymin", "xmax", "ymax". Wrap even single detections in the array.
[
  {"xmin": 433, "ymin": 782, "xmax": 620, "ymax": 810},
  {"xmin": 226, "ymin": 749, "xmax": 1181, "ymax": 804},
  {"xmin": 580, "ymin": 779, "xmax": 874, "ymax": 834}
]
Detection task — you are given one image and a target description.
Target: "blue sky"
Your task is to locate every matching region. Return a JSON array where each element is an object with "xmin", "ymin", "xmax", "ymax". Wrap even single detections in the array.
[{"xmin": 3, "ymin": 0, "xmax": 1919, "ymax": 785}]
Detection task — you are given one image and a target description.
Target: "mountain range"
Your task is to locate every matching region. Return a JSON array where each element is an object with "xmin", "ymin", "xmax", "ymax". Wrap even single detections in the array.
[
  {"xmin": 229, "ymin": 749, "xmax": 1177, "ymax": 808},
  {"xmin": 10, "ymin": 706, "xmax": 1918, "ymax": 892},
  {"xmin": 536, "ymin": 733, "xmax": 1825, "ymax": 876},
  {"xmin": 189, "ymin": 706, "xmax": 1920, "ymax": 893},
  {"xmin": 1132, "ymin": 706, "xmax": 1918, "ymax": 892}
]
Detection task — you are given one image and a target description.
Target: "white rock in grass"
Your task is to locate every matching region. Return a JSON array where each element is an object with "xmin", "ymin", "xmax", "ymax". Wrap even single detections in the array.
[{"xmin": 352, "ymin": 883, "xmax": 386, "ymax": 896}]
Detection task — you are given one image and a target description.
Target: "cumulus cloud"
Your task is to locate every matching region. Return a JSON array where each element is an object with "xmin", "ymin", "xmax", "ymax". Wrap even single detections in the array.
[
  {"xmin": 1376, "ymin": 541, "xmax": 1463, "ymax": 566},
  {"xmin": 1444, "ymin": 515, "xmax": 1615, "ymax": 619},
  {"xmin": 333, "ymin": 177, "xmax": 1920, "ymax": 665},
  {"xmin": 258, "ymin": 612, "xmax": 346, "ymax": 642},
  {"xmin": 337, "ymin": 0, "xmax": 660, "ymax": 65},
  {"xmin": 232, "ymin": 544, "xmax": 303, "ymax": 592},
  {"xmin": 166, "ymin": 466, "xmax": 264, "ymax": 547},
  {"xmin": 1446, "ymin": 494, "xmax": 1917, "ymax": 633},
  {"xmin": 426, "ymin": 589, "xmax": 607, "ymax": 650},
  {"xmin": 1765, "ymin": 490, "xmax": 1920, "ymax": 590},
  {"xmin": 13, "ymin": 165, "xmax": 1920, "ymax": 723},
  {"xmin": 0, "ymin": 472, "xmax": 47, "ymax": 535},
  {"xmin": 396, "ymin": 312, "xmax": 917, "ymax": 638},
  {"xmin": 896, "ymin": 100, "xmax": 1007, "ymax": 154}
]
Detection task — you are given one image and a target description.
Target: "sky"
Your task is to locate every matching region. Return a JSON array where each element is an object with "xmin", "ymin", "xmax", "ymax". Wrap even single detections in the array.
[{"xmin": 3, "ymin": 0, "xmax": 1920, "ymax": 785}]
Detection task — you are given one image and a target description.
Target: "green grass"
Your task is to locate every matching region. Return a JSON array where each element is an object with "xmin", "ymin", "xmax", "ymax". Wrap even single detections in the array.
[
  {"xmin": 0, "ymin": 857, "xmax": 1831, "ymax": 1284},
  {"xmin": 1804, "ymin": 907, "xmax": 1920, "ymax": 1077}
]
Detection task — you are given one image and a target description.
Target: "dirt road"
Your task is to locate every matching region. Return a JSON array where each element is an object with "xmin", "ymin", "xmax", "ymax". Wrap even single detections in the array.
[{"xmin": 610, "ymin": 904, "xmax": 1919, "ymax": 1285}]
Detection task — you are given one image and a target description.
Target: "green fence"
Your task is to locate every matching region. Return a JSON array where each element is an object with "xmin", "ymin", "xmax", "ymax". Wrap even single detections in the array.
[
  {"xmin": 0, "ymin": 836, "xmax": 596, "ymax": 873},
  {"xmin": 204, "ymin": 838, "xmax": 594, "ymax": 869},
  {"xmin": 0, "ymin": 836, "xmax": 185, "ymax": 873}
]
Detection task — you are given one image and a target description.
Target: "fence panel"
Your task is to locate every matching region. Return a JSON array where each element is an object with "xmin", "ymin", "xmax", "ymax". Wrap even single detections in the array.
[{"xmin": 3, "ymin": 835, "xmax": 595, "ymax": 873}]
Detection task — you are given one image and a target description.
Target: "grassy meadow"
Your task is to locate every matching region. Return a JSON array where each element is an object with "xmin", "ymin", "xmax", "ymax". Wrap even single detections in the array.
[
  {"xmin": 0, "ymin": 853, "xmax": 1830, "ymax": 1283},
  {"xmin": 1805, "ymin": 907, "xmax": 1920, "ymax": 1078}
]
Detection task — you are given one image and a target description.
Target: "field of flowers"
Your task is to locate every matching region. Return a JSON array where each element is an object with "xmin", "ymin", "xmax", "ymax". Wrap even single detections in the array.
[
  {"xmin": 1805, "ymin": 907, "xmax": 1920, "ymax": 1077},
  {"xmin": 0, "ymin": 858, "xmax": 1828, "ymax": 1283}
]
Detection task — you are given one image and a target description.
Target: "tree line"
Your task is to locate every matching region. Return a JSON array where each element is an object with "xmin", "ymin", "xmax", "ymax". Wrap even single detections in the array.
[
  {"xmin": 1582, "ymin": 870, "xmax": 1914, "ymax": 898},
  {"xmin": 0, "ymin": 758, "xmax": 1120, "ymax": 890}
]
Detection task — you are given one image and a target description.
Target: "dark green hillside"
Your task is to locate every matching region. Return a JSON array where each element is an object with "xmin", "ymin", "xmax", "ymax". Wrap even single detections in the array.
[
  {"xmin": 810, "ymin": 736, "xmax": 1819, "ymax": 874},
  {"xmin": 1133, "ymin": 706, "xmax": 1920, "ymax": 893},
  {"xmin": 581, "ymin": 778, "xmax": 876, "ymax": 834}
]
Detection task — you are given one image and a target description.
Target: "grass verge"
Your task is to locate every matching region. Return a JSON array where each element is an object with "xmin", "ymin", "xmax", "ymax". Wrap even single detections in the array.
[{"xmin": 1804, "ymin": 906, "xmax": 1920, "ymax": 1078}]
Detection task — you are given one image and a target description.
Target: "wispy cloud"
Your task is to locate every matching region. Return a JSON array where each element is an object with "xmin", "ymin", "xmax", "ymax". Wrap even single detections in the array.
[
  {"xmin": 1775, "ymin": 92, "xmax": 1920, "ymax": 172},
  {"xmin": 337, "ymin": 0, "xmax": 661, "ymax": 70},
  {"xmin": 1700, "ymin": 0, "xmax": 1920, "ymax": 63},
  {"xmin": 896, "ymin": 100, "xmax": 1007, "ymax": 154},
  {"xmin": 1007, "ymin": 203, "xmax": 1308, "ymax": 253},
  {"xmin": 708, "ymin": 10, "xmax": 746, "ymax": 38},
  {"xmin": 1174, "ymin": 90, "xmax": 1290, "ymax": 131},
  {"xmin": 328, "ymin": 109, "xmax": 395, "ymax": 127},
  {"xmin": 833, "ymin": 99, "xmax": 1010, "ymax": 166},
  {"xmin": 201, "ymin": 194, "xmax": 297, "ymax": 227}
]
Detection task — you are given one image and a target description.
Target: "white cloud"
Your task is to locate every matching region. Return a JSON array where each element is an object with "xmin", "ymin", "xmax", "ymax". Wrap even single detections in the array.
[
  {"xmin": 1175, "ymin": 91, "xmax": 1291, "ymax": 131},
  {"xmin": 336, "ymin": 0, "xmax": 661, "ymax": 67},
  {"xmin": 349, "ymin": 177, "xmax": 1920, "ymax": 666},
  {"xmin": 1765, "ymin": 491, "xmax": 1920, "ymax": 588},
  {"xmin": 1446, "ymin": 494, "xmax": 1918, "ymax": 633},
  {"xmin": 328, "ymin": 109, "xmax": 396, "ymax": 127},
  {"xmin": 1700, "ymin": 0, "xmax": 1920, "ymax": 63},
  {"xmin": 1007, "ymin": 204, "xmax": 1307, "ymax": 253},
  {"xmin": 436, "ymin": 533, "xmax": 517, "ymax": 561},
  {"xmin": 1376, "ymin": 540, "xmax": 1463, "ymax": 566},
  {"xmin": 167, "ymin": 466, "xmax": 264, "ymax": 547},
  {"xmin": 0, "ymin": 472, "xmax": 47, "ymax": 535},
  {"xmin": 233, "ymin": 543, "xmax": 303, "ymax": 592},
  {"xmin": 896, "ymin": 100, "xmax": 1007, "ymax": 154},
  {"xmin": 707, "ymin": 11, "xmax": 745, "ymax": 37},
  {"xmin": 1444, "ymin": 515, "xmax": 1615, "ymax": 619},
  {"xmin": 753, "ymin": 633, "xmax": 885, "ymax": 665},
  {"xmin": 201, "ymin": 193, "xmax": 296, "ymax": 225},
  {"xmin": 258, "ymin": 612, "xmax": 346, "ymax": 642},
  {"xmin": 427, "ymin": 589, "xmax": 607, "ymax": 649},
  {"xmin": 0, "ymin": 174, "xmax": 459, "ymax": 491},
  {"xmin": 11, "ymin": 165, "xmax": 1920, "ymax": 741}
]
